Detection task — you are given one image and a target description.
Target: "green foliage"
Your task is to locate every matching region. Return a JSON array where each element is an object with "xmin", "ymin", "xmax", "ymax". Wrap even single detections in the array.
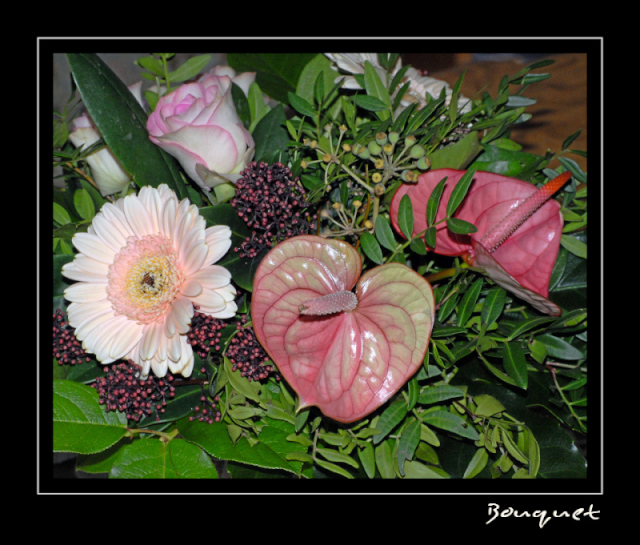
[{"xmin": 52, "ymin": 52, "xmax": 588, "ymax": 482}]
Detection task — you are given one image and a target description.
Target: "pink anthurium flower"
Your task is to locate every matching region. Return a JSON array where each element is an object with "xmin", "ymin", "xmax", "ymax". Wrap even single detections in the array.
[
  {"xmin": 390, "ymin": 169, "xmax": 571, "ymax": 316},
  {"xmin": 251, "ymin": 235, "xmax": 435, "ymax": 423}
]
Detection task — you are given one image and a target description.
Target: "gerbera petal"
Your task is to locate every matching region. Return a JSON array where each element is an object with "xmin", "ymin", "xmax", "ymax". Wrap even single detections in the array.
[
  {"xmin": 64, "ymin": 282, "xmax": 108, "ymax": 303},
  {"xmin": 140, "ymin": 320, "xmax": 164, "ymax": 360},
  {"xmin": 150, "ymin": 357, "xmax": 168, "ymax": 378},
  {"xmin": 123, "ymin": 192, "xmax": 153, "ymax": 237},
  {"xmin": 168, "ymin": 337, "xmax": 194, "ymax": 375},
  {"xmin": 91, "ymin": 213, "xmax": 128, "ymax": 253},
  {"xmin": 61, "ymin": 258, "xmax": 109, "ymax": 283},
  {"xmin": 66, "ymin": 299, "xmax": 113, "ymax": 332},
  {"xmin": 72, "ymin": 232, "xmax": 117, "ymax": 264},
  {"xmin": 188, "ymin": 265, "xmax": 231, "ymax": 290},
  {"xmin": 167, "ymin": 329, "xmax": 183, "ymax": 361},
  {"xmin": 180, "ymin": 278, "xmax": 203, "ymax": 297}
]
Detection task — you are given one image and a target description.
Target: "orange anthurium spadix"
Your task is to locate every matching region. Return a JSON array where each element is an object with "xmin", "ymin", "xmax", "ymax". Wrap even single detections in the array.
[
  {"xmin": 251, "ymin": 235, "xmax": 435, "ymax": 423},
  {"xmin": 390, "ymin": 169, "xmax": 571, "ymax": 316}
]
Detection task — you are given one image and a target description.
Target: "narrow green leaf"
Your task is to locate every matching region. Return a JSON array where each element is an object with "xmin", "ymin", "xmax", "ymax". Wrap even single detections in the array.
[
  {"xmin": 481, "ymin": 287, "xmax": 506, "ymax": 330},
  {"xmin": 360, "ymin": 231, "xmax": 384, "ymax": 264},
  {"xmin": 397, "ymin": 194, "xmax": 414, "ymax": 240},
  {"xmin": 457, "ymin": 278, "xmax": 484, "ymax": 327},
  {"xmin": 426, "ymin": 175, "xmax": 447, "ymax": 226},
  {"xmin": 53, "ymin": 202, "xmax": 71, "ymax": 225},
  {"xmin": 374, "ymin": 440, "xmax": 395, "ymax": 478},
  {"xmin": 73, "ymin": 187, "xmax": 95, "ymax": 220},
  {"xmin": 446, "ymin": 167, "xmax": 477, "ymax": 217},
  {"xmin": 287, "ymin": 92, "xmax": 317, "ymax": 118},
  {"xmin": 536, "ymin": 334, "xmax": 585, "ymax": 361},
  {"xmin": 223, "ymin": 356, "xmax": 262, "ymax": 403},
  {"xmin": 463, "ymin": 448, "xmax": 489, "ymax": 479},
  {"xmin": 424, "ymin": 226, "xmax": 437, "ymax": 249},
  {"xmin": 418, "ymin": 385, "xmax": 465, "ymax": 405},
  {"xmin": 562, "ymin": 129, "xmax": 582, "ymax": 151},
  {"xmin": 167, "ymin": 54, "xmax": 211, "ymax": 83},
  {"xmin": 358, "ymin": 442, "xmax": 376, "ymax": 479},
  {"xmin": 396, "ymin": 419, "xmax": 421, "ymax": 476},
  {"xmin": 364, "ymin": 60, "xmax": 392, "ymax": 114},
  {"xmin": 421, "ymin": 409, "xmax": 479, "ymax": 441},
  {"xmin": 501, "ymin": 428, "xmax": 529, "ymax": 465},
  {"xmin": 373, "ymin": 397, "xmax": 408, "ymax": 444},
  {"xmin": 316, "ymin": 447, "xmax": 360, "ymax": 469},
  {"xmin": 315, "ymin": 458, "xmax": 354, "ymax": 479},
  {"xmin": 526, "ymin": 427, "xmax": 540, "ymax": 477},
  {"xmin": 502, "ymin": 341, "xmax": 528, "ymax": 389},
  {"xmin": 375, "ymin": 215, "xmax": 397, "ymax": 252},
  {"xmin": 446, "ymin": 217, "xmax": 477, "ymax": 235},
  {"xmin": 354, "ymin": 94, "xmax": 389, "ymax": 112},
  {"xmin": 409, "ymin": 237, "xmax": 427, "ymax": 255},
  {"xmin": 560, "ymin": 234, "xmax": 588, "ymax": 259}
]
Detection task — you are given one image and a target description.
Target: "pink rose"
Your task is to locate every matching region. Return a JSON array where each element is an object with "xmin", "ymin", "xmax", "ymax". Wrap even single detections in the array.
[{"xmin": 146, "ymin": 74, "xmax": 255, "ymax": 191}]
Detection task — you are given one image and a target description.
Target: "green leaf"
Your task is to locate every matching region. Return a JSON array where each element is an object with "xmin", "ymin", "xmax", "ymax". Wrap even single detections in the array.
[
  {"xmin": 315, "ymin": 458, "xmax": 354, "ymax": 479},
  {"xmin": 418, "ymin": 385, "xmax": 465, "ymax": 405},
  {"xmin": 426, "ymin": 175, "xmax": 447, "ymax": 226},
  {"xmin": 316, "ymin": 447, "xmax": 359, "ymax": 469},
  {"xmin": 481, "ymin": 287, "xmax": 506, "ymax": 330},
  {"xmin": 67, "ymin": 53, "xmax": 186, "ymax": 198},
  {"xmin": 227, "ymin": 53, "xmax": 317, "ymax": 105},
  {"xmin": 354, "ymin": 94, "xmax": 389, "ymax": 112},
  {"xmin": 562, "ymin": 129, "xmax": 582, "ymax": 151},
  {"xmin": 53, "ymin": 202, "xmax": 71, "ymax": 226},
  {"xmin": 446, "ymin": 167, "xmax": 476, "ymax": 217},
  {"xmin": 372, "ymin": 397, "xmax": 408, "ymax": 445},
  {"xmin": 457, "ymin": 277, "xmax": 484, "ymax": 327},
  {"xmin": 110, "ymin": 438, "xmax": 218, "ymax": 479},
  {"xmin": 397, "ymin": 194, "xmax": 414, "ymax": 240},
  {"xmin": 73, "ymin": 188, "xmax": 95, "ymax": 220},
  {"xmin": 224, "ymin": 356, "xmax": 262, "ymax": 403},
  {"xmin": 358, "ymin": 442, "xmax": 376, "ymax": 479},
  {"xmin": 360, "ymin": 231, "xmax": 384, "ymax": 264},
  {"xmin": 178, "ymin": 416, "xmax": 304, "ymax": 476},
  {"xmin": 560, "ymin": 234, "xmax": 588, "ymax": 259},
  {"xmin": 536, "ymin": 334, "xmax": 585, "ymax": 361},
  {"xmin": 296, "ymin": 53, "xmax": 337, "ymax": 105},
  {"xmin": 396, "ymin": 419, "xmax": 421, "ymax": 476},
  {"xmin": 502, "ymin": 341, "xmax": 529, "ymax": 389},
  {"xmin": 375, "ymin": 215, "xmax": 397, "ymax": 252},
  {"xmin": 463, "ymin": 448, "xmax": 489, "ymax": 479},
  {"xmin": 252, "ymin": 103, "xmax": 290, "ymax": 164},
  {"xmin": 363, "ymin": 60, "xmax": 392, "ymax": 120},
  {"xmin": 421, "ymin": 409, "xmax": 480, "ymax": 441},
  {"xmin": 374, "ymin": 440, "xmax": 395, "ymax": 478},
  {"xmin": 167, "ymin": 54, "xmax": 211, "ymax": 83},
  {"xmin": 473, "ymin": 394, "xmax": 506, "ymax": 417},
  {"xmin": 287, "ymin": 92, "xmax": 317, "ymax": 118},
  {"xmin": 53, "ymin": 380, "xmax": 127, "ymax": 454},
  {"xmin": 446, "ymin": 217, "xmax": 477, "ymax": 235}
]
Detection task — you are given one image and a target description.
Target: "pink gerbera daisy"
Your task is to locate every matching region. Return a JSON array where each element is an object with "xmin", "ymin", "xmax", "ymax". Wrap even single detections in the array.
[{"xmin": 61, "ymin": 184, "xmax": 237, "ymax": 377}]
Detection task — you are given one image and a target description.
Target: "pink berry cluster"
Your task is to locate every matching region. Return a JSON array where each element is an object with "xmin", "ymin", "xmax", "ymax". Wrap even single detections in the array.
[
  {"xmin": 92, "ymin": 361, "xmax": 176, "ymax": 422},
  {"xmin": 227, "ymin": 315, "xmax": 279, "ymax": 382},
  {"xmin": 53, "ymin": 308, "xmax": 91, "ymax": 365},
  {"xmin": 230, "ymin": 161, "xmax": 317, "ymax": 259}
]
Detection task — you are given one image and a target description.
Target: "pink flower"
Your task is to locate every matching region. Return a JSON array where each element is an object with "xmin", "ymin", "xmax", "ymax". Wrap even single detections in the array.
[
  {"xmin": 61, "ymin": 184, "xmax": 237, "ymax": 377},
  {"xmin": 251, "ymin": 235, "xmax": 435, "ymax": 423},
  {"xmin": 146, "ymin": 74, "xmax": 255, "ymax": 191},
  {"xmin": 390, "ymin": 169, "xmax": 570, "ymax": 316}
]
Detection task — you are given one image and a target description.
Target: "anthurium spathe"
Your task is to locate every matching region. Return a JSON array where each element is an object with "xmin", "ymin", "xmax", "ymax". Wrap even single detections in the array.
[
  {"xmin": 390, "ymin": 169, "xmax": 570, "ymax": 316},
  {"xmin": 251, "ymin": 235, "xmax": 435, "ymax": 423}
]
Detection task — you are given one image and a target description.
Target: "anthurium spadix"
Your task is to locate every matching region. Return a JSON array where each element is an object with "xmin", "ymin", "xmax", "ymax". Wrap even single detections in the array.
[
  {"xmin": 390, "ymin": 169, "xmax": 571, "ymax": 316},
  {"xmin": 251, "ymin": 235, "xmax": 435, "ymax": 423}
]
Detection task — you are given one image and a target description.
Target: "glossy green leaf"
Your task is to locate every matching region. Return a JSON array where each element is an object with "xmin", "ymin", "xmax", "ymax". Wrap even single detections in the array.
[
  {"xmin": 473, "ymin": 394, "xmax": 506, "ymax": 417},
  {"xmin": 418, "ymin": 385, "xmax": 465, "ymax": 405},
  {"xmin": 372, "ymin": 397, "xmax": 408, "ymax": 445},
  {"xmin": 374, "ymin": 440, "xmax": 395, "ymax": 478},
  {"xmin": 463, "ymin": 448, "xmax": 489, "ymax": 478},
  {"xmin": 426, "ymin": 175, "xmax": 447, "ymax": 226},
  {"xmin": 360, "ymin": 231, "xmax": 384, "ymax": 264},
  {"xmin": 252, "ymin": 104, "xmax": 290, "ymax": 164},
  {"xmin": 446, "ymin": 166, "xmax": 476, "ymax": 217},
  {"xmin": 481, "ymin": 287, "xmax": 506, "ymax": 330},
  {"xmin": 536, "ymin": 334, "xmax": 585, "ymax": 361},
  {"xmin": 457, "ymin": 278, "xmax": 484, "ymax": 327},
  {"xmin": 421, "ymin": 409, "xmax": 480, "ymax": 441},
  {"xmin": 110, "ymin": 438, "xmax": 218, "ymax": 479},
  {"xmin": 227, "ymin": 53, "xmax": 317, "ymax": 105},
  {"xmin": 67, "ymin": 53, "xmax": 186, "ymax": 198},
  {"xmin": 397, "ymin": 194, "xmax": 414, "ymax": 240},
  {"xmin": 287, "ymin": 92, "xmax": 317, "ymax": 118},
  {"xmin": 502, "ymin": 341, "xmax": 528, "ymax": 389},
  {"xmin": 396, "ymin": 419, "xmax": 421, "ymax": 476},
  {"xmin": 167, "ymin": 54, "xmax": 211, "ymax": 83},
  {"xmin": 358, "ymin": 442, "xmax": 376, "ymax": 479},
  {"xmin": 446, "ymin": 217, "xmax": 477, "ymax": 235},
  {"xmin": 375, "ymin": 215, "xmax": 397, "ymax": 252},
  {"xmin": 73, "ymin": 187, "xmax": 95, "ymax": 220},
  {"xmin": 53, "ymin": 380, "xmax": 127, "ymax": 454},
  {"xmin": 316, "ymin": 447, "xmax": 359, "ymax": 469}
]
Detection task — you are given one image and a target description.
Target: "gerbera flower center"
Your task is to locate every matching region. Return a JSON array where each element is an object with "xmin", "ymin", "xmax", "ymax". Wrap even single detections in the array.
[{"xmin": 107, "ymin": 234, "xmax": 185, "ymax": 324}]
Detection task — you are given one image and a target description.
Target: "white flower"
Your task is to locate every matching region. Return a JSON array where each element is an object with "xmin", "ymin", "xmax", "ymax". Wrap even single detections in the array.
[
  {"xmin": 61, "ymin": 184, "xmax": 237, "ymax": 378},
  {"xmin": 324, "ymin": 53, "xmax": 472, "ymax": 114}
]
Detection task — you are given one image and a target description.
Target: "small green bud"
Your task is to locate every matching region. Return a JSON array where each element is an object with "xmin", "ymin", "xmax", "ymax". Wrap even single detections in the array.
[
  {"xmin": 383, "ymin": 143, "xmax": 394, "ymax": 154},
  {"xmin": 388, "ymin": 131, "xmax": 400, "ymax": 144},
  {"xmin": 416, "ymin": 156, "xmax": 431, "ymax": 170},
  {"xmin": 354, "ymin": 144, "xmax": 370, "ymax": 159},
  {"xmin": 373, "ymin": 183, "xmax": 385, "ymax": 196},
  {"xmin": 410, "ymin": 144, "xmax": 426, "ymax": 159},
  {"xmin": 368, "ymin": 141, "xmax": 382, "ymax": 155},
  {"xmin": 401, "ymin": 170, "xmax": 419, "ymax": 183},
  {"xmin": 372, "ymin": 172, "xmax": 383, "ymax": 183},
  {"xmin": 375, "ymin": 132, "xmax": 388, "ymax": 146},
  {"xmin": 374, "ymin": 158, "xmax": 384, "ymax": 170},
  {"xmin": 404, "ymin": 135, "xmax": 417, "ymax": 148}
]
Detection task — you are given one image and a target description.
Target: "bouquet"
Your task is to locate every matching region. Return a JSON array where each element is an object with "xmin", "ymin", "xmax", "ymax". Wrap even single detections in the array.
[{"xmin": 52, "ymin": 52, "xmax": 588, "ymax": 482}]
